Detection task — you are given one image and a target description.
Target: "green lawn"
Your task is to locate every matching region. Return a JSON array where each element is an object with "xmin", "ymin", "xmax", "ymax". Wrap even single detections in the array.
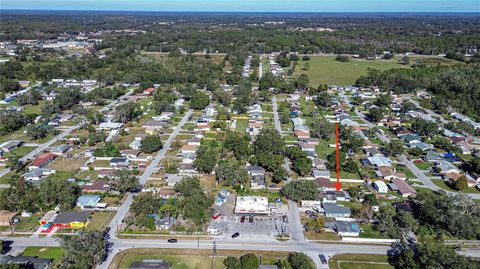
[
  {"xmin": 329, "ymin": 253, "xmax": 392, "ymax": 269},
  {"xmin": 5, "ymin": 146, "xmax": 36, "ymax": 158},
  {"xmin": 359, "ymin": 224, "xmax": 390, "ymax": 239},
  {"xmin": 22, "ymin": 247, "xmax": 64, "ymax": 266},
  {"xmin": 431, "ymin": 179, "xmax": 480, "ymax": 194},
  {"xmin": 14, "ymin": 215, "xmax": 40, "ymax": 232},
  {"xmin": 293, "ymin": 56, "xmax": 409, "ymax": 86},
  {"xmin": 414, "ymin": 162, "xmax": 431, "ymax": 170},
  {"xmin": 315, "ymin": 140, "xmax": 335, "ymax": 159},
  {"xmin": 86, "ymin": 211, "xmax": 115, "ymax": 231}
]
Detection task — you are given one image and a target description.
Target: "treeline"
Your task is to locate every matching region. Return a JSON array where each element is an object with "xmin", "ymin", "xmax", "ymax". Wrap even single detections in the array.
[{"xmin": 355, "ymin": 64, "xmax": 480, "ymax": 120}]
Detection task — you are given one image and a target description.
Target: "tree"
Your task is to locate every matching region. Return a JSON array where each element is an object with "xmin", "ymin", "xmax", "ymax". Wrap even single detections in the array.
[
  {"xmin": 311, "ymin": 117, "xmax": 335, "ymax": 140},
  {"xmin": 292, "ymin": 157, "xmax": 312, "ymax": 176},
  {"xmin": 60, "ymin": 231, "xmax": 108, "ymax": 269},
  {"xmin": 224, "ymin": 131, "xmax": 251, "ymax": 161},
  {"xmin": 140, "ymin": 135, "xmax": 163, "ymax": 153},
  {"xmin": 375, "ymin": 205, "xmax": 398, "ymax": 238},
  {"xmin": 130, "ymin": 192, "xmax": 164, "ymax": 228},
  {"xmin": 376, "ymin": 94, "xmax": 393, "ymax": 107},
  {"xmin": 288, "ymin": 252, "xmax": 315, "ymax": 269},
  {"xmin": 175, "ymin": 177, "xmax": 213, "ymax": 225},
  {"xmin": 304, "ymin": 216, "xmax": 325, "ymax": 233},
  {"xmin": 116, "ymin": 102, "xmax": 141, "ymax": 123},
  {"xmin": 213, "ymin": 89, "xmax": 231, "ymax": 106},
  {"xmin": 294, "ymin": 74, "xmax": 309, "ymax": 91},
  {"xmin": 111, "ymin": 171, "xmax": 140, "ymax": 194},
  {"xmin": 253, "ymin": 128, "xmax": 285, "ymax": 155},
  {"xmin": 38, "ymin": 176, "xmax": 81, "ymax": 211},
  {"xmin": 190, "ymin": 91, "xmax": 210, "ymax": 110},
  {"xmin": 384, "ymin": 140, "xmax": 404, "ymax": 157},
  {"xmin": 223, "ymin": 257, "xmax": 241, "ymax": 269},
  {"xmin": 388, "ymin": 237, "xmax": 479, "ymax": 269},
  {"xmin": 94, "ymin": 142, "xmax": 121, "ymax": 157},
  {"xmin": 0, "ymin": 240, "xmax": 5, "ymax": 254},
  {"xmin": 280, "ymin": 181, "xmax": 319, "ymax": 202},
  {"xmin": 215, "ymin": 160, "xmax": 250, "ymax": 186},
  {"xmin": 369, "ymin": 107, "xmax": 384, "ymax": 122},
  {"xmin": 6, "ymin": 152, "xmax": 22, "ymax": 171},
  {"xmin": 453, "ymin": 175, "xmax": 468, "ymax": 191},
  {"xmin": 240, "ymin": 254, "xmax": 259, "ymax": 269},
  {"xmin": 411, "ymin": 119, "xmax": 439, "ymax": 139},
  {"xmin": 27, "ymin": 124, "xmax": 53, "ymax": 140},
  {"xmin": 194, "ymin": 145, "xmax": 218, "ymax": 173},
  {"xmin": 314, "ymin": 92, "xmax": 333, "ymax": 108}
]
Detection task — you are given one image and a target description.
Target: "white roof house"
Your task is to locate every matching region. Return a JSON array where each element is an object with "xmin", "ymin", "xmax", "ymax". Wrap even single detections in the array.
[
  {"xmin": 367, "ymin": 155, "xmax": 393, "ymax": 168},
  {"xmin": 373, "ymin": 181, "xmax": 388, "ymax": 194},
  {"xmin": 234, "ymin": 196, "xmax": 269, "ymax": 215}
]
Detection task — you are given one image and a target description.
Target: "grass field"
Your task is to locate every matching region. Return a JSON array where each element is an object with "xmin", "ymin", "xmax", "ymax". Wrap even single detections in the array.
[
  {"xmin": 329, "ymin": 253, "xmax": 393, "ymax": 269},
  {"xmin": 293, "ymin": 56, "xmax": 408, "ymax": 86},
  {"xmin": 86, "ymin": 211, "xmax": 115, "ymax": 231},
  {"xmin": 112, "ymin": 249, "xmax": 303, "ymax": 269},
  {"xmin": 22, "ymin": 247, "xmax": 64, "ymax": 266},
  {"xmin": 431, "ymin": 179, "xmax": 480, "ymax": 194}
]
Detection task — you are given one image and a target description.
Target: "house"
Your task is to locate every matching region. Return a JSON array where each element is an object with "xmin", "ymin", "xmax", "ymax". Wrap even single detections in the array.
[
  {"xmin": 335, "ymin": 220, "xmax": 360, "ymax": 237},
  {"xmin": 155, "ymin": 216, "xmax": 176, "ymax": 230},
  {"xmin": 294, "ymin": 131, "xmax": 310, "ymax": 139},
  {"xmin": 424, "ymin": 150, "xmax": 444, "ymax": 162},
  {"xmin": 174, "ymin": 98, "xmax": 185, "ymax": 110},
  {"xmin": 180, "ymin": 144, "xmax": 197, "ymax": 154},
  {"xmin": 322, "ymin": 203, "xmax": 351, "ymax": 218},
  {"xmin": 29, "ymin": 153, "xmax": 56, "ymax": 169},
  {"xmin": 98, "ymin": 122, "xmax": 123, "ymax": 130},
  {"xmin": 400, "ymin": 134, "xmax": 421, "ymax": 144},
  {"xmin": 392, "ymin": 178, "xmax": 417, "ymax": 197},
  {"xmin": 181, "ymin": 152, "xmax": 195, "ymax": 164},
  {"xmin": 312, "ymin": 159, "xmax": 327, "ymax": 170},
  {"xmin": 0, "ymin": 210, "xmax": 19, "ymax": 225},
  {"xmin": 82, "ymin": 180, "xmax": 111, "ymax": 193},
  {"xmin": 251, "ymin": 175, "xmax": 266, "ymax": 189},
  {"xmin": 129, "ymin": 138, "xmax": 142, "ymax": 150},
  {"xmin": 367, "ymin": 155, "xmax": 392, "ymax": 168},
  {"xmin": 364, "ymin": 148, "xmax": 382, "ymax": 157},
  {"xmin": 376, "ymin": 166, "xmax": 407, "ymax": 180},
  {"xmin": 299, "ymin": 142, "xmax": 315, "ymax": 152},
  {"xmin": 76, "ymin": 195, "xmax": 102, "ymax": 209},
  {"xmin": 0, "ymin": 255, "xmax": 52, "ymax": 269},
  {"xmin": 449, "ymin": 136, "xmax": 465, "ymax": 144},
  {"xmin": 51, "ymin": 144, "xmax": 71, "ymax": 155},
  {"xmin": 122, "ymin": 149, "xmax": 141, "ymax": 159},
  {"xmin": 143, "ymin": 87, "xmax": 156, "ymax": 95},
  {"xmin": 435, "ymin": 160, "xmax": 460, "ymax": 174},
  {"xmin": 315, "ymin": 178, "xmax": 338, "ymax": 191},
  {"xmin": 320, "ymin": 191, "xmax": 351, "ymax": 203},
  {"xmin": 409, "ymin": 141, "xmax": 433, "ymax": 151},
  {"xmin": 129, "ymin": 260, "xmax": 171, "ymax": 269},
  {"xmin": 165, "ymin": 173, "xmax": 183, "ymax": 186},
  {"xmin": 247, "ymin": 166, "xmax": 266, "ymax": 177},
  {"xmin": 110, "ymin": 157, "xmax": 129, "ymax": 167},
  {"xmin": 373, "ymin": 181, "xmax": 388, "ymax": 194},
  {"xmin": 313, "ymin": 169, "xmax": 330, "ymax": 179},
  {"xmin": 157, "ymin": 187, "xmax": 176, "ymax": 199},
  {"xmin": 0, "ymin": 140, "xmax": 23, "ymax": 153},
  {"xmin": 299, "ymin": 138, "xmax": 320, "ymax": 146},
  {"xmin": 51, "ymin": 211, "xmax": 91, "ymax": 228},
  {"xmin": 143, "ymin": 120, "xmax": 166, "ymax": 134},
  {"xmin": 23, "ymin": 168, "xmax": 56, "ymax": 181}
]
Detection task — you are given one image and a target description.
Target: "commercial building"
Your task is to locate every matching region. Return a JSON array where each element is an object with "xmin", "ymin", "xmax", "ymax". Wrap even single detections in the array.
[{"xmin": 234, "ymin": 196, "xmax": 269, "ymax": 215}]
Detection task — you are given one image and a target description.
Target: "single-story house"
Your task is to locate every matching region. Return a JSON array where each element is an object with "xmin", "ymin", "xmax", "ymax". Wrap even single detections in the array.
[
  {"xmin": 82, "ymin": 180, "xmax": 111, "ymax": 193},
  {"xmin": 143, "ymin": 120, "xmax": 166, "ymax": 135},
  {"xmin": 319, "ymin": 191, "xmax": 351, "ymax": 203},
  {"xmin": 313, "ymin": 169, "xmax": 331, "ymax": 179},
  {"xmin": 29, "ymin": 153, "xmax": 56, "ymax": 169},
  {"xmin": 247, "ymin": 165, "xmax": 266, "ymax": 177},
  {"xmin": 335, "ymin": 220, "xmax": 360, "ymax": 237},
  {"xmin": 165, "ymin": 173, "xmax": 183, "ymax": 186},
  {"xmin": 373, "ymin": 181, "xmax": 388, "ymax": 194},
  {"xmin": 110, "ymin": 157, "xmax": 129, "ymax": 167},
  {"xmin": 98, "ymin": 122, "xmax": 123, "ymax": 130},
  {"xmin": 51, "ymin": 211, "xmax": 91, "ymax": 228},
  {"xmin": 376, "ymin": 166, "xmax": 407, "ymax": 180},
  {"xmin": 391, "ymin": 178, "xmax": 417, "ymax": 197},
  {"xmin": 0, "ymin": 140, "xmax": 23, "ymax": 153},
  {"xmin": 435, "ymin": 160, "xmax": 460, "ymax": 174},
  {"xmin": 409, "ymin": 141, "xmax": 433, "ymax": 151},
  {"xmin": 23, "ymin": 168, "xmax": 56, "ymax": 181},
  {"xmin": 322, "ymin": 203, "xmax": 351, "ymax": 218},
  {"xmin": 0, "ymin": 255, "xmax": 52, "ymax": 269},
  {"xmin": 400, "ymin": 134, "xmax": 421, "ymax": 144},
  {"xmin": 76, "ymin": 195, "xmax": 102, "ymax": 210},
  {"xmin": 424, "ymin": 150, "xmax": 444, "ymax": 162},
  {"xmin": 51, "ymin": 144, "xmax": 71, "ymax": 155},
  {"xmin": 155, "ymin": 216, "xmax": 176, "ymax": 230},
  {"xmin": 251, "ymin": 175, "xmax": 266, "ymax": 189},
  {"xmin": 315, "ymin": 178, "xmax": 338, "ymax": 191},
  {"xmin": 367, "ymin": 155, "xmax": 392, "ymax": 168}
]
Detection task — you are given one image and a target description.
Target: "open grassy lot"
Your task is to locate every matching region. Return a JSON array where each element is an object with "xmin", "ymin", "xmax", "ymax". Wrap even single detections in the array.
[
  {"xmin": 293, "ymin": 56, "xmax": 408, "ymax": 86},
  {"xmin": 304, "ymin": 231, "xmax": 340, "ymax": 241},
  {"xmin": 49, "ymin": 157, "xmax": 86, "ymax": 172},
  {"xmin": 431, "ymin": 179, "xmax": 480, "ymax": 194},
  {"xmin": 14, "ymin": 215, "xmax": 40, "ymax": 232},
  {"xmin": 329, "ymin": 253, "xmax": 392, "ymax": 269},
  {"xmin": 86, "ymin": 211, "xmax": 115, "ymax": 231},
  {"xmin": 22, "ymin": 247, "xmax": 64, "ymax": 266},
  {"xmin": 112, "ymin": 249, "xmax": 310, "ymax": 269}
]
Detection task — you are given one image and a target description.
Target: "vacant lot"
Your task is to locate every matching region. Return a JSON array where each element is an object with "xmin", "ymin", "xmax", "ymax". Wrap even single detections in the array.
[
  {"xmin": 87, "ymin": 211, "xmax": 115, "ymax": 231},
  {"xmin": 22, "ymin": 247, "xmax": 64, "ymax": 266},
  {"xmin": 293, "ymin": 56, "xmax": 407, "ymax": 86},
  {"xmin": 329, "ymin": 253, "xmax": 393, "ymax": 269}
]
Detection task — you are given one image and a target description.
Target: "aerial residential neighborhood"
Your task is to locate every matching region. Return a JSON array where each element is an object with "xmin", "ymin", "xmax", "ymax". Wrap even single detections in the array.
[{"xmin": 0, "ymin": 2, "xmax": 480, "ymax": 269}]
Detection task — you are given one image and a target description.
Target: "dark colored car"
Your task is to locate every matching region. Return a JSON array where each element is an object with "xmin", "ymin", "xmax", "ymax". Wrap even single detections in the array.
[
  {"xmin": 319, "ymin": 254, "xmax": 327, "ymax": 264},
  {"xmin": 282, "ymin": 215, "xmax": 288, "ymax": 223},
  {"xmin": 305, "ymin": 210, "xmax": 314, "ymax": 215},
  {"xmin": 167, "ymin": 238, "xmax": 178, "ymax": 243},
  {"xmin": 231, "ymin": 232, "xmax": 240, "ymax": 238},
  {"xmin": 249, "ymin": 216, "xmax": 254, "ymax": 223},
  {"xmin": 240, "ymin": 216, "xmax": 246, "ymax": 223}
]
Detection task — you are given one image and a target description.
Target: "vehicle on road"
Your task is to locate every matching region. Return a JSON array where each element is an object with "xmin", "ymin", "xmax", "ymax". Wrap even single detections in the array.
[
  {"xmin": 319, "ymin": 254, "xmax": 327, "ymax": 264},
  {"xmin": 232, "ymin": 232, "xmax": 240, "ymax": 238},
  {"xmin": 240, "ymin": 216, "xmax": 245, "ymax": 223},
  {"xmin": 167, "ymin": 238, "xmax": 177, "ymax": 243},
  {"xmin": 249, "ymin": 216, "xmax": 254, "ymax": 223},
  {"xmin": 305, "ymin": 210, "xmax": 314, "ymax": 215}
]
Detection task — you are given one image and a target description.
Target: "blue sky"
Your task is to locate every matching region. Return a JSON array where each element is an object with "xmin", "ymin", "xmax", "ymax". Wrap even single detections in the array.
[{"xmin": 2, "ymin": 0, "xmax": 479, "ymax": 12}]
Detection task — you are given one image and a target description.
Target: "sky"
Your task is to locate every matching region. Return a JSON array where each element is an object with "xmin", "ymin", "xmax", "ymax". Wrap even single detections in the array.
[{"xmin": 1, "ymin": 0, "xmax": 479, "ymax": 13}]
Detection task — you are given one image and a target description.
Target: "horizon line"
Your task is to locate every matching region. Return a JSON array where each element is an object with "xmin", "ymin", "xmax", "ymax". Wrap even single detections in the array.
[{"xmin": 1, "ymin": 9, "xmax": 480, "ymax": 14}]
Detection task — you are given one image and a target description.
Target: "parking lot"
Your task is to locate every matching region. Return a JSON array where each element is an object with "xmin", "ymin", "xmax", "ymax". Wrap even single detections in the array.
[{"xmin": 217, "ymin": 215, "xmax": 289, "ymax": 241}]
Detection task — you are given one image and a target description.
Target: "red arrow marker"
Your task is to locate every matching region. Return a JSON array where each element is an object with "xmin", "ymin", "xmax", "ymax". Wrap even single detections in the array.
[{"xmin": 335, "ymin": 123, "xmax": 342, "ymax": 191}]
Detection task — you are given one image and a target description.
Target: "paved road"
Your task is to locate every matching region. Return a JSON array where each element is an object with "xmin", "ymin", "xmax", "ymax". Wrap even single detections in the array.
[
  {"xmin": 339, "ymin": 91, "xmax": 480, "ymax": 200},
  {"xmin": 101, "ymin": 109, "xmax": 193, "ymax": 269}
]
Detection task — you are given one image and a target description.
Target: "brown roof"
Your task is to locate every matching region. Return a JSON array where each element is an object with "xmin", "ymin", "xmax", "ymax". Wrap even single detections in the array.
[
  {"xmin": 158, "ymin": 187, "xmax": 176, "ymax": 196},
  {"xmin": 392, "ymin": 178, "xmax": 417, "ymax": 196},
  {"xmin": 82, "ymin": 180, "xmax": 111, "ymax": 192},
  {"xmin": 315, "ymin": 178, "xmax": 336, "ymax": 189}
]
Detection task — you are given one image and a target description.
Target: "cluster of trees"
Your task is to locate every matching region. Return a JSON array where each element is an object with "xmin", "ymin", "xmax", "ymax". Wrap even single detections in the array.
[
  {"xmin": 251, "ymin": 128, "xmax": 287, "ymax": 183},
  {"xmin": 130, "ymin": 192, "xmax": 168, "ymax": 229},
  {"xmin": 93, "ymin": 142, "xmax": 121, "ymax": 157},
  {"xmin": 140, "ymin": 135, "xmax": 163, "ymax": 154},
  {"xmin": 116, "ymin": 102, "xmax": 141, "ymax": 123},
  {"xmin": 17, "ymin": 89, "xmax": 43, "ymax": 106},
  {"xmin": 374, "ymin": 191, "xmax": 480, "ymax": 240},
  {"xmin": 0, "ymin": 110, "xmax": 34, "ymax": 136},
  {"xmin": 388, "ymin": 236, "xmax": 480, "ymax": 269},
  {"xmin": 83, "ymin": 86, "xmax": 125, "ymax": 104},
  {"xmin": 194, "ymin": 145, "xmax": 219, "ymax": 174},
  {"xmin": 224, "ymin": 252, "xmax": 314, "ymax": 269},
  {"xmin": 215, "ymin": 160, "xmax": 250, "ymax": 186},
  {"xmin": 153, "ymin": 88, "xmax": 177, "ymax": 114},
  {"xmin": 286, "ymin": 146, "xmax": 312, "ymax": 176},
  {"xmin": 356, "ymin": 65, "xmax": 480, "ymax": 120},
  {"xmin": 174, "ymin": 177, "xmax": 213, "ymax": 225},
  {"xmin": 60, "ymin": 230, "xmax": 109, "ymax": 269},
  {"xmin": 233, "ymin": 80, "xmax": 253, "ymax": 114},
  {"xmin": 280, "ymin": 180, "xmax": 319, "ymax": 202},
  {"xmin": 0, "ymin": 176, "xmax": 80, "ymax": 212}
]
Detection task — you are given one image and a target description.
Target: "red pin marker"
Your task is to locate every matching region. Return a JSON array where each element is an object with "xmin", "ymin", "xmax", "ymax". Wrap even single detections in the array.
[{"xmin": 335, "ymin": 123, "xmax": 342, "ymax": 191}]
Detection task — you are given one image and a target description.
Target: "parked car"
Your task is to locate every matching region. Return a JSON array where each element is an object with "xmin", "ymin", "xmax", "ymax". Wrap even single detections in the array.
[
  {"xmin": 249, "ymin": 216, "xmax": 254, "ymax": 223},
  {"xmin": 282, "ymin": 215, "xmax": 288, "ymax": 223},
  {"xmin": 305, "ymin": 210, "xmax": 314, "ymax": 215},
  {"xmin": 167, "ymin": 238, "xmax": 177, "ymax": 243},
  {"xmin": 319, "ymin": 254, "xmax": 327, "ymax": 264},
  {"xmin": 240, "ymin": 216, "xmax": 246, "ymax": 223},
  {"xmin": 231, "ymin": 232, "xmax": 240, "ymax": 238}
]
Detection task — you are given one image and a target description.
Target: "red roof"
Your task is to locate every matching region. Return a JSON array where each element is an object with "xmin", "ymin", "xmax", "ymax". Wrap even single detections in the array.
[
  {"xmin": 31, "ymin": 153, "xmax": 56, "ymax": 168},
  {"xmin": 315, "ymin": 178, "xmax": 336, "ymax": 189},
  {"xmin": 449, "ymin": 136, "xmax": 465, "ymax": 144},
  {"xmin": 143, "ymin": 87, "xmax": 156, "ymax": 94}
]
